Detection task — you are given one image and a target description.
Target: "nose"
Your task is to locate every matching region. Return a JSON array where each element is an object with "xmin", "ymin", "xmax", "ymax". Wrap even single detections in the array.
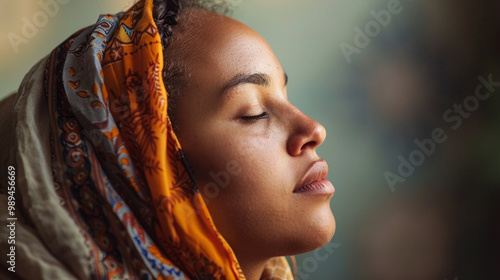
[{"xmin": 286, "ymin": 106, "xmax": 327, "ymax": 156}]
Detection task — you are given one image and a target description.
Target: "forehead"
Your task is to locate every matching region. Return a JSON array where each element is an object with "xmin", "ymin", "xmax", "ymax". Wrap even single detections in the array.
[{"xmin": 167, "ymin": 9, "xmax": 283, "ymax": 91}]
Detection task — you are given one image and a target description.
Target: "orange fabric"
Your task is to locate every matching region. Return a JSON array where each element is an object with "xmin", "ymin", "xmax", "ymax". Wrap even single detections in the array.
[{"xmin": 100, "ymin": 0, "xmax": 244, "ymax": 278}]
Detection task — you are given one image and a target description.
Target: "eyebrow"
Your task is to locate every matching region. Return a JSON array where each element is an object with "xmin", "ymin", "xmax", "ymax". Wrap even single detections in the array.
[{"xmin": 218, "ymin": 72, "xmax": 288, "ymax": 97}]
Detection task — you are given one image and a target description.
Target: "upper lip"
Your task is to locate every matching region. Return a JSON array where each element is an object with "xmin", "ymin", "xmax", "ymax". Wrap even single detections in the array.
[{"xmin": 294, "ymin": 159, "xmax": 329, "ymax": 192}]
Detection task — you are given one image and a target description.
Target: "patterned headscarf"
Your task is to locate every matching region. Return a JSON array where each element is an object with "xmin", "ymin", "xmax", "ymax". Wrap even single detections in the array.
[{"xmin": 43, "ymin": 0, "xmax": 293, "ymax": 279}]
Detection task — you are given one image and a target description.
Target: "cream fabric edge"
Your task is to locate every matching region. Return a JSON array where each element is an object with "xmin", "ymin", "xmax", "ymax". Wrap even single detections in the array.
[{"xmin": 0, "ymin": 57, "xmax": 90, "ymax": 280}]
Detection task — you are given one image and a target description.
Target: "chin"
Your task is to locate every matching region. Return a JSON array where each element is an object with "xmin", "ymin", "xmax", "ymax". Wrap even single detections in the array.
[
  {"xmin": 286, "ymin": 208, "xmax": 336, "ymax": 256},
  {"xmin": 311, "ymin": 211, "xmax": 336, "ymax": 250}
]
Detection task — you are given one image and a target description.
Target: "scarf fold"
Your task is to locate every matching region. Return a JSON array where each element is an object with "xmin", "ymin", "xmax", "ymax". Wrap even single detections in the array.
[
  {"xmin": 1, "ymin": 0, "xmax": 292, "ymax": 280},
  {"xmin": 27, "ymin": 0, "xmax": 295, "ymax": 279}
]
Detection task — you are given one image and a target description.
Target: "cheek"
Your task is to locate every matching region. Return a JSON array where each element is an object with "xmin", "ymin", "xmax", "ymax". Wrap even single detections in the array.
[
  {"xmin": 193, "ymin": 140, "xmax": 286, "ymax": 209},
  {"xmin": 186, "ymin": 124, "xmax": 286, "ymax": 195},
  {"xmin": 187, "ymin": 134, "xmax": 289, "ymax": 220}
]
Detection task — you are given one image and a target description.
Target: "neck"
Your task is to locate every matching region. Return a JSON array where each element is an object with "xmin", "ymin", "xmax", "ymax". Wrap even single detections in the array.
[{"xmin": 238, "ymin": 256, "xmax": 270, "ymax": 280}]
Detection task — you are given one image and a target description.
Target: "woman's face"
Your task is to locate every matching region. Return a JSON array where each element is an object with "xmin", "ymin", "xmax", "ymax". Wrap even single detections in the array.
[{"xmin": 168, "ymin": 9, "xmax": 335, "ymax": 261}]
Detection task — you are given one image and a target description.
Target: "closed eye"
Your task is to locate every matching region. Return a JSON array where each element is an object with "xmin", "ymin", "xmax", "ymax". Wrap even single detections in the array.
[{"xmin": 240, "ymin": 112, "xmax": 269, "ymax": 121}]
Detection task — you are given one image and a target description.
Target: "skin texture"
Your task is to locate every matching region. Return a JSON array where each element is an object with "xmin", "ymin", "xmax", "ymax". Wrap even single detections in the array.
[{"xmin": 166, "ymin": 9, "xmax": 335, "ymax": 280}]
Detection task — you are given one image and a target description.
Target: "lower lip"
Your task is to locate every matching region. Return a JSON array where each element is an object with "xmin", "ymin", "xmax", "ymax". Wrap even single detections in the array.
[{"xmin": 293, "ymin": 180, "xmax": 335, "ymax": 196}]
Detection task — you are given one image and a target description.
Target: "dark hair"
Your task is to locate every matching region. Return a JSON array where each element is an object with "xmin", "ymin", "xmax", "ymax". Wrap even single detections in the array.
[
  {"xmin": 152, "ymin": 0, "xmax": 231, "ymax": 130},
  {"xmin": 153, "ymin": 0, "xmax": 181, "ymax": 50}
]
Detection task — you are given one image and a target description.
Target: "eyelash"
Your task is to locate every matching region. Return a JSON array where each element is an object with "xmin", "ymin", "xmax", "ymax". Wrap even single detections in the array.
[{"xmin": 240, "ymin": 112, "xmax": 269, "ymax": 121}]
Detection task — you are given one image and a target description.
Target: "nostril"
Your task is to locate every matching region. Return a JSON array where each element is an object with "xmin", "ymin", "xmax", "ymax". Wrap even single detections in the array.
[{"xmin": 302, "ymin": 140, "xmax": 319, "ymax": 151}]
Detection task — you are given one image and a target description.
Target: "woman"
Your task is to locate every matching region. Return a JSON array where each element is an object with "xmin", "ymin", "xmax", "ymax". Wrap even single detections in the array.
[{"xmin": 0, "ymin": 0, "xmax": 335, "ymax": 279}]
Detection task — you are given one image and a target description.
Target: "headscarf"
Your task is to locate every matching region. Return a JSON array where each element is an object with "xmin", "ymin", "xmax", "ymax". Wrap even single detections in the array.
[{"xmin": 5, "ymin": 0, "xmax": 294, "ymax": 279}]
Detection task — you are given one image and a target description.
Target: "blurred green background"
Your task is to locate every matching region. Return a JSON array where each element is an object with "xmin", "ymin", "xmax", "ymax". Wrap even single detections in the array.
[{"xmin": 1, "ymin": 0, "xmax": 499, "ymax": 279}]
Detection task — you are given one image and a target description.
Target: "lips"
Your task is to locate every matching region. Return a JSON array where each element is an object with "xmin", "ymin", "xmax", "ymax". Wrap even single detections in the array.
[{"xmin": 293, "ymin": 159, "xmax": 335, "ymax": 195}]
